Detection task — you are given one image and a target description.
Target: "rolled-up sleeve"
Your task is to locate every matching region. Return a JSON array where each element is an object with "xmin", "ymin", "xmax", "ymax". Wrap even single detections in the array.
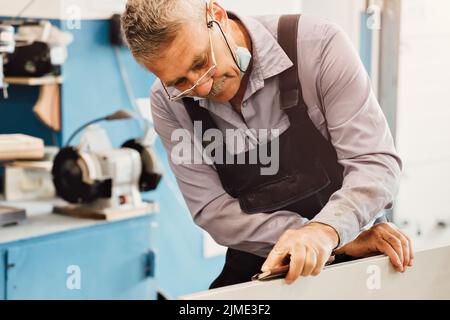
[
  {"xmin": 151, "ymin": 87, "xmax": 307, "ymax": 257},
  {"xmin": 310, "ymin": 25, "xmax": 403, "ymax": 247}
]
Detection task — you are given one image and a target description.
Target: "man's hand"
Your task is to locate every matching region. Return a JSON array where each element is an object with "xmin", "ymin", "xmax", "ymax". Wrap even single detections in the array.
[
  {"xmin": 261, "ymin": 222, "xmax": 339, "ymax": 284},
  {"xmin": 335, "ymin": 222, "xmax": 414, "ymax": 272}
]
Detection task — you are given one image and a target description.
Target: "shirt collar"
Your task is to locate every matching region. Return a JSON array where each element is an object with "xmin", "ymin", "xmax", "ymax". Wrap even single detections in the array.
[{"xmin": 233, "ymin": 12, "xmax": 293, "ymax": 80}]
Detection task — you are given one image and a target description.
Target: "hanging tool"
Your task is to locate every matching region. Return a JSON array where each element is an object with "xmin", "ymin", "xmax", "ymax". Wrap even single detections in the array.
[{"xmin": 0, "ymin": 25, "xmax": 15, "ymax": 98}]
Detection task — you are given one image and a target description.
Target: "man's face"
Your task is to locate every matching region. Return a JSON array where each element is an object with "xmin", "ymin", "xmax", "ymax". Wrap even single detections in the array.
[{"xmin": 147, "ymin": 21, "xmax": 242, "ymax": 103}]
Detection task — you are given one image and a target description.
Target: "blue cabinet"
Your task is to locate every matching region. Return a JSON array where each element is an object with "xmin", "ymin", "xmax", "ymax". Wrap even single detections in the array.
[
  {"xmin": 0, "ymin": 250, "xmax": 5, "ymax": 300},
  {"xmin": 0, "ymin": 213, "xmax": 157, "ymax": 300}
]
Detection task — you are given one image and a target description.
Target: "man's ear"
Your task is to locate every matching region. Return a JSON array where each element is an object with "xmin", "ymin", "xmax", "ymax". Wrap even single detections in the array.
[{"xmin": 210, "ymin": 1, "xmax": 228, "ymax": 28}]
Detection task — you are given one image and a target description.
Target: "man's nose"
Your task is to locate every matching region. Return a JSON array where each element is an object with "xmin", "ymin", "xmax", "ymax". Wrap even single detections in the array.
[{"xmin": 192, "ymin": 77, "xmax": 214, "ymax": 97}]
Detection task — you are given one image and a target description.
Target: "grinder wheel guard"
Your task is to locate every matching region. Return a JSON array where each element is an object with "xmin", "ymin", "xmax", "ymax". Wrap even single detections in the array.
[{"xmin": 52, "ymin": 147, "xmax": 111, "ymax": 204}]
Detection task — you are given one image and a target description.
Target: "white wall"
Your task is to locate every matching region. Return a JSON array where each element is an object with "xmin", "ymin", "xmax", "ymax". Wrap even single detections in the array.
[
  {"xmin": 223, "ymin": 0, "xmax": 363, "ymax": 49},
  {"xmin": 300, "ymin": 0, "xmax": 365, "ymax": 51},
  {"xmin": 222, "ymin": 0, "xmax": 301, "ymax": 15},
  {"xmin": 1, "ymin": 0, "xmax": 362, "ymax": 48},
  {"xmin": 0, "ymin": 0, "xmax": 125, "ymax": 19},
  {"xmin": 395, "ymin": 0, "xmax": 450, "ymax": 231},
  {"xmin": 1, "ymin": 0, "xmax": 362, "ymax": 51},
  {"xmin": 0, "ymin": 0, "xmax": 302, "ymax": 19}
]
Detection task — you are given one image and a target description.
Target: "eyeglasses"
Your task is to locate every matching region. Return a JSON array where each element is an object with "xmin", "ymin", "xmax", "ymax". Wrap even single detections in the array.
[{"xmin": 161, "ymin": 8, "xmax": 217, "ymax": 101}]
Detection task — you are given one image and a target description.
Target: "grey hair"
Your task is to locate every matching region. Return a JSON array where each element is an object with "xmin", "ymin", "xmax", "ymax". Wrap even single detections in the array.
[{"xmin": 121, "ymin": 0, "xmax": 207, "ymax": 65}]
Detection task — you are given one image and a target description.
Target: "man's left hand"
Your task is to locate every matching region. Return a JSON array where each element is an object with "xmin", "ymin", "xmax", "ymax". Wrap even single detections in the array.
[
  {"xmin": 261, "ymin": 222, "xmax": 339, "ymax": 284},
  {"xmin": 334, "ymin": 222, "xmax": 414, "ymax": 272}
]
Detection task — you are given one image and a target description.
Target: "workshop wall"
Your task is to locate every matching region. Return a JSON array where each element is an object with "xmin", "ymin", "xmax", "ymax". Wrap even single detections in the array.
[
  {"xmin": 395, "ymin": 0, "xmax": 450, "ymax": 233},
  {"xmin": 59, "ymin": 19, "xmax": 148, "ymax": 147},
  {"xmin": 0, "ymin": 0, "xmax": 126, "ymax": 20},
  {"xmin": 0, "ymin": 84, "xmax": 58, "ymax": 145}
]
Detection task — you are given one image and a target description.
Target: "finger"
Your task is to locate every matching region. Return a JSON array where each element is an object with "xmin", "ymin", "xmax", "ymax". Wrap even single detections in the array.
[
  {"xmin": 312, "ymin": 249, "xmax": 329, "ymax": 276},
  {"xmin": 388, "ymin": 228, "xmax": 411, "ymax": 269},
  {"xmin": 385, "ymin": 223, "xmax": 414, "ymax": 267},
  {"xmin": 377, "ymin": 238, "xmax": 403, "ymax": 272},
  {"xmin": 407, "ymin": 235, "xmax": 414, "ymax": 266},
  {"xmin": 401, "ymin": 231, "xmax": 414, "ymax": 266},
  {"xmin": 301, "ymin": 247, "xmax": 317, "ymax": 277},
  {"xmin": 262, "ymin": 244, "xmax": 289, "ymax": 272},
  {"xmin": 285, "ymin": 245, "xmax": 306, "ymax": 284},
  {"xmin": 326, "ymin": 255, "xmax": 335, "ymax": 265},
  {"xmin": 382, "ymin": 232, "xmax": 404, "ymax": 272}
]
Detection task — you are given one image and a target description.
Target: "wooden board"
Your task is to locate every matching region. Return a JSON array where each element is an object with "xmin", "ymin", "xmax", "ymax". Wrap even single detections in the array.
[
  {"xmin": 181, "ymin": 245, "xmax": 450, "ymax": 300},
  {"xmin": 53, "ymin": 202, "xmax": 159, "ymax": 221},
  {"xmin": 0, "ymin": 205, "xmax": 26, "ymax": 226},
  {"xmin": 4, "ymin": 76, "xmax": 63, "ymax": 86},
  {"xmin": 5, "ymin": 160, "xmax": 53, "ymax": 171},
  {"xmin": 0, "ymin": 134, "xmax": 44, "ymax": 161}
]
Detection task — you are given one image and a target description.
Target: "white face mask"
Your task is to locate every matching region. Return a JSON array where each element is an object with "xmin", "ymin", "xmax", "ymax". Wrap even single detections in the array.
[{"xmin": 235, "ymin": 46, "xmax": 252, "ymax": 78}]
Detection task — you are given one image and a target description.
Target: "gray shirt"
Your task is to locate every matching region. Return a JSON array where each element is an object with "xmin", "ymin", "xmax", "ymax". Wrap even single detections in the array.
[{"xmin": 150, "ymin": 13, "xmax": 402, "ymax": 257}]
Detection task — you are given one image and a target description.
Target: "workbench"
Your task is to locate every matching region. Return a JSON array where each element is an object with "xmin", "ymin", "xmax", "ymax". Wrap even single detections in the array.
[
  {"xmin": 182, "ymin": 244, "xmax": 450, "ymax": 300},
  {"xmin": 0, "ymin": 199, "xmax": 158, "ymax": 300}
]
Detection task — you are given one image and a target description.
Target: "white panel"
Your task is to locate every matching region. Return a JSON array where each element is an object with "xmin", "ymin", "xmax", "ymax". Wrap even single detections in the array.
[
  {"xmin": 182, "ymin": 245, "xmax": 450, "ymax": 300},
  {"xmin": 0, "ymin": 0, "xmax": 126, "ymax": 19},
  {"xmin": 222, "ymin": 0, "xmax": 302, "ymax": 15},
  {"xmin": 300, "ymin": 0, "xmax": 365, "ymax": 49},
  {"xmin": 395, "ymin": 0, "xmax": 450, "ymax": 228},
  {"xmin": 395, "ymin": 161, "xmax": 450, "ymax": 229},
  {"xmin": 203, "ymin": 231, "xmax": 227, "ymax": 258},
  {"xmin": 0, "ymin": 0, "xmax": 301, "ymax": 20}
]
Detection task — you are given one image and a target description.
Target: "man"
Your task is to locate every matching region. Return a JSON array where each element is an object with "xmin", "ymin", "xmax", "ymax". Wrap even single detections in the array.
[{"xmin": 121, "ymin": 0, "xmax": 413, "ymax": 288}]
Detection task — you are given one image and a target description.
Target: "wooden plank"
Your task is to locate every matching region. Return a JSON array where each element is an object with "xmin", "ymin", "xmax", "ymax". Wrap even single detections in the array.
[
  {"xmin": 53, "ymin": 202, "xmax": 159, "ymax": 221},
  {"xmin": 0, "ymin": 134, "xmax": 44, "ymax": 160},
  {"xmin": 182, "ymin": 245, "xmax": 450, "ymax": 300},
  {"xmin": 4, "ymin": 76, "xmax": 63, "ymax": 86}
]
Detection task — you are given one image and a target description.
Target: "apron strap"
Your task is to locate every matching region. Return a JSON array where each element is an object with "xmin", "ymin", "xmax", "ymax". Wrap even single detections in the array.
[
  {"xmin": 277, "ymin": 15, "xmax": 305, "ymax": 111},
  {"xmin": 182, "ymin": 97, "xmax": 217, "ymax": 148}
]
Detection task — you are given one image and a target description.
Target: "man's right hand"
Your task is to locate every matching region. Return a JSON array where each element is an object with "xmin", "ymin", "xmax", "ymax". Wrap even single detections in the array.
[{"xmin": 334, "ymin": 222, "xmax": 414, "ymax": 272}]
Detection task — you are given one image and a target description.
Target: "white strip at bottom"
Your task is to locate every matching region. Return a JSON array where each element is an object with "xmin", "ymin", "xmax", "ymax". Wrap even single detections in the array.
[{"xmin": 182, "ymin": 244, "xmax": 450, "ymax": 300}]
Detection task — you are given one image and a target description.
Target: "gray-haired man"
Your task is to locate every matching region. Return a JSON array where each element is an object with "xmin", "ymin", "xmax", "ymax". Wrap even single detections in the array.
[{"xmin": 122, "ymin": 0, "xmax": 413, "ymax": 288}]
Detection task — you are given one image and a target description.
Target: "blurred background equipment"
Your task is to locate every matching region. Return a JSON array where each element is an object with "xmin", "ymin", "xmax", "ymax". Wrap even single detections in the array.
[
  {"xmin": 0, "ymin": 24, "xmax": 15, "ymax": 98},
  {"xmin": 1, "ymin": 135, "xmax": 54, "ymax": 202},
  {"xmin": 2, "ymin": 146, "xmax": 58, "ymax": 201},
  {"xmin": 0, "ymin": 17, "xmax": 72, "ymax": 132},
  {"xmin": 52, "ymin": 109, "xmax": 162, "ymax": 220},
  {"xmin": 0, "ymin": 204, "xmax": 26, "ymax": 227},
  {"xmin": 109, "ymin": 14, "xmax": 127, "ymax": 47},
  {"xmin": 4, "ymin": 160, "xmax": 54, "ymax": 201},
  {"xmin": 2, "ymin": 19, "xmax": 73, "ymax": 78}
]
